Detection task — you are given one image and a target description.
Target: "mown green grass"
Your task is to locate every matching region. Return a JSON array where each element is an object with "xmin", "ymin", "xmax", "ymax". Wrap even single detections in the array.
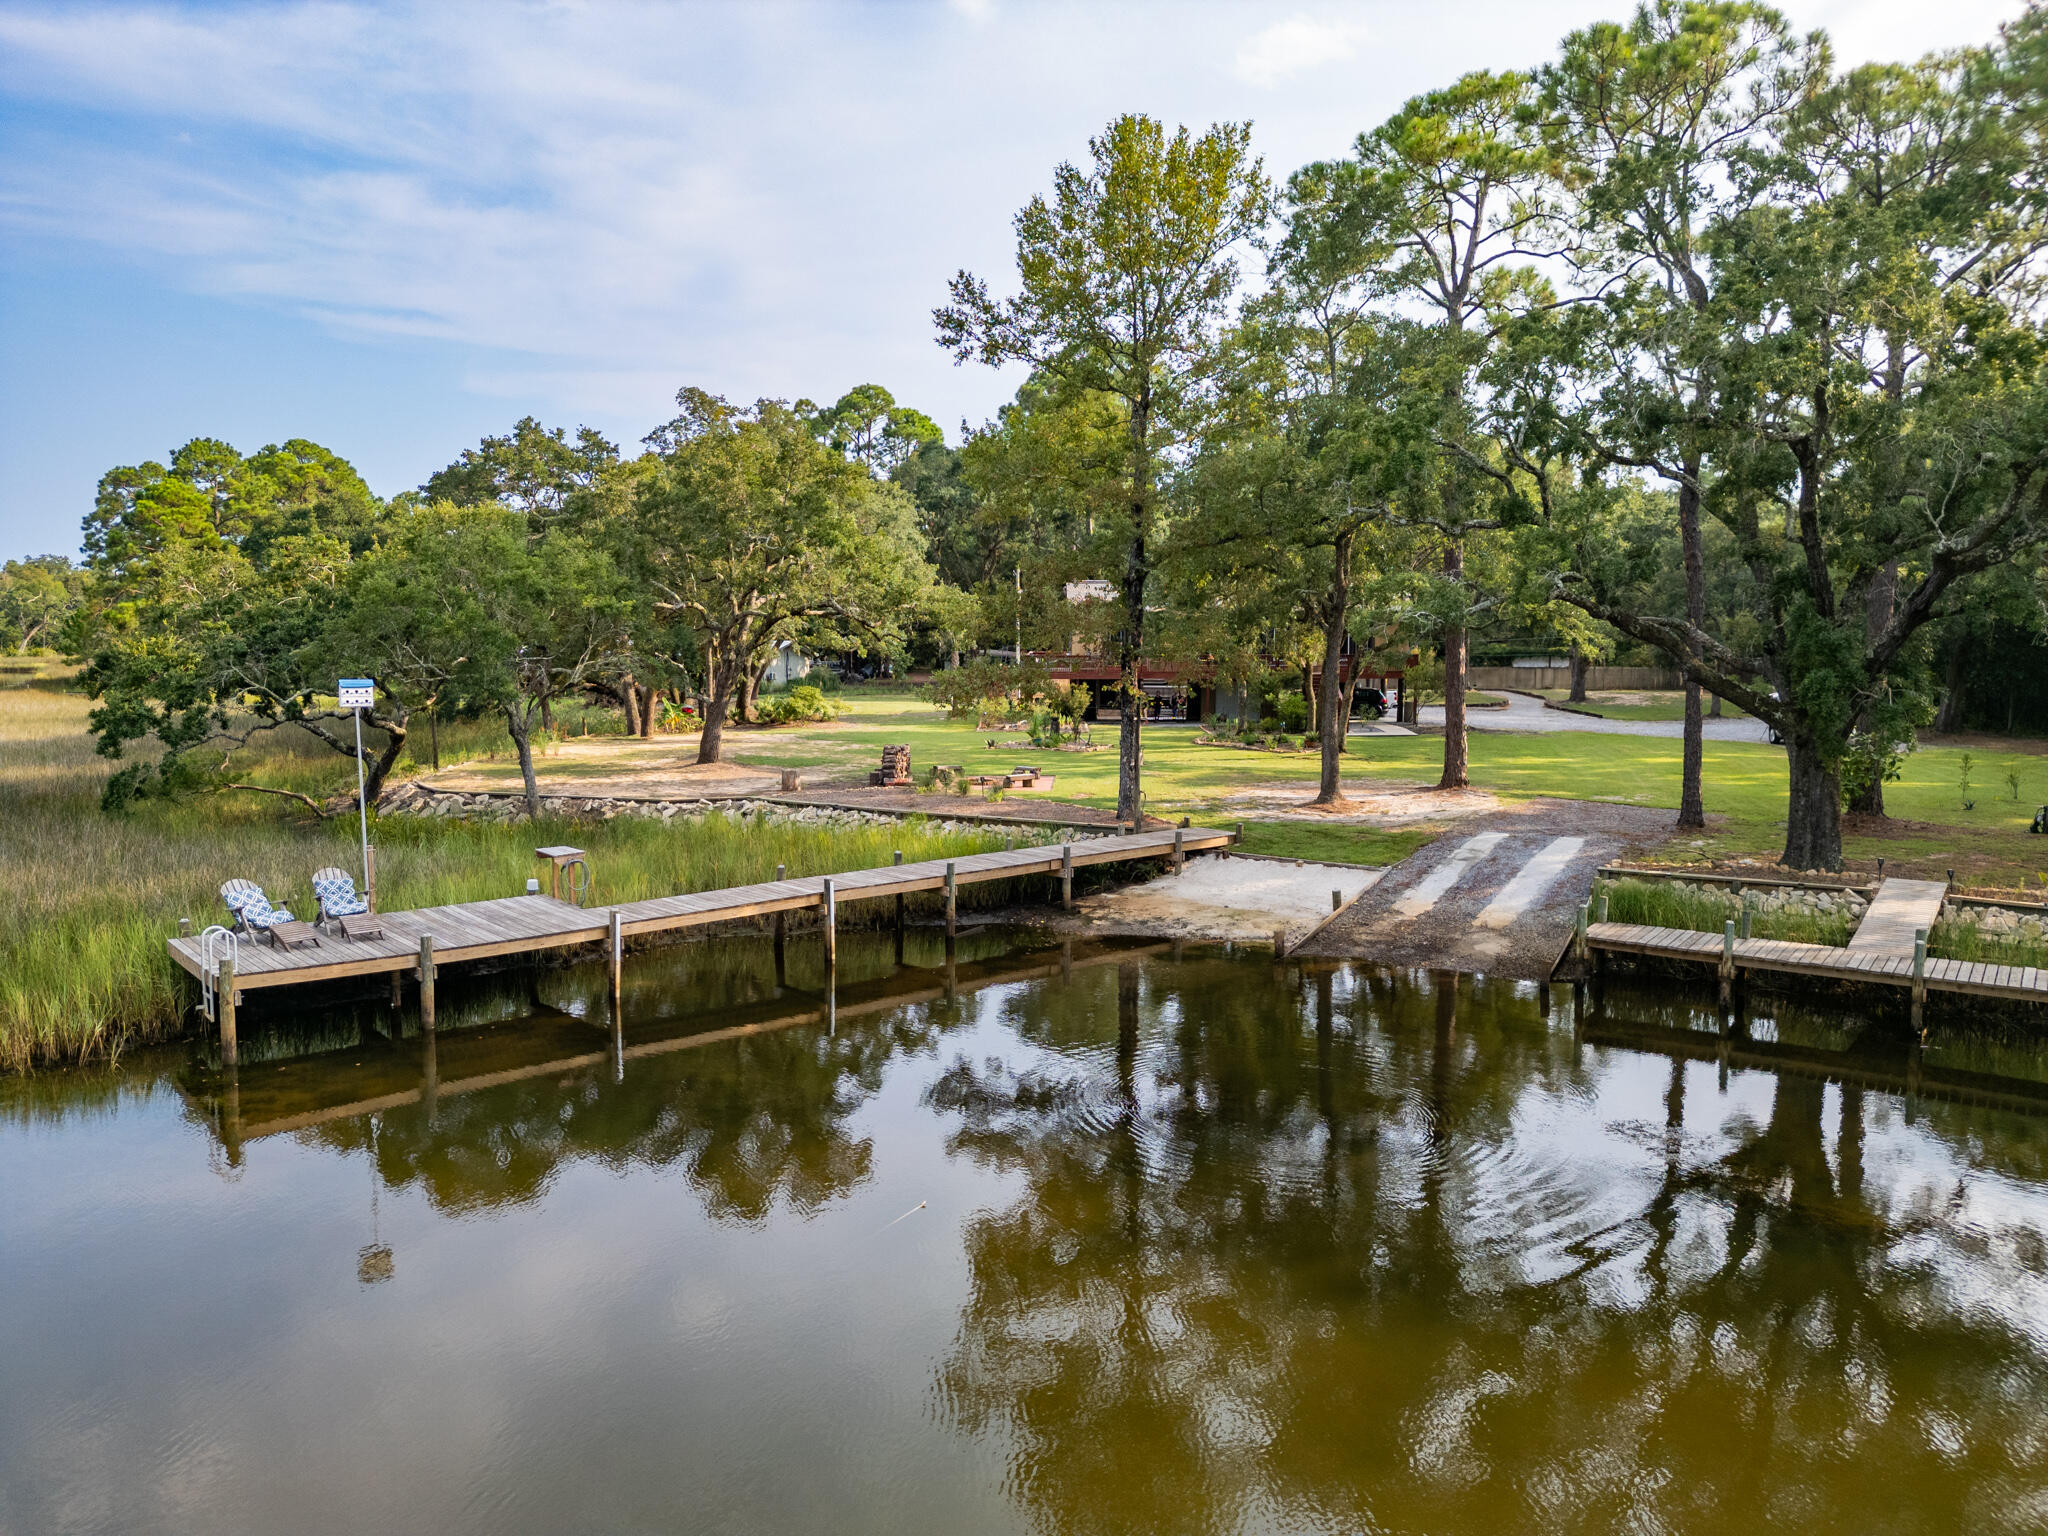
[
  {"xmin": 0, "ymin": 687, "xmax": 1027, "ymax": 1073},
  {"xmin": 1213, "ymin": 820, "xmax": 1441, "ymax": 867},
  {"xmin": 721, "ymin": 693, "xmax": 2047, "ymax": 883}
]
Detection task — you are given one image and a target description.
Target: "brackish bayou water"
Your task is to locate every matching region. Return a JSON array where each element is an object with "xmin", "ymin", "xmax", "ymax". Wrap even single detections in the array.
[{"xmin": 5, "ymin": 932, "xmax": 2048, "ymax": 1535}]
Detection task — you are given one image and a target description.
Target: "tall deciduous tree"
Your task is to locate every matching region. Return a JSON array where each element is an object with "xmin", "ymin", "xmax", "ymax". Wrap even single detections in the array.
[
  {"xmin": 1296, "ymin": 71, "xmax": 1554, "ymax": 790},
  {"xmin": 1540, "ymin": 0, "xmax": 1819, "ymax": 828},
  {"xmin": 1555, "ymin": 13, "xmax": 2048, "ymax": 868},
  {"xmin": 424, "ymin": 416, "xmax": 621, "ymax": 525},
  {"xmin": 632, "ymin": 389, "xmax": 935, "ymax": 764},
  {"xmin": 937, "ymin": 114, "xmax": 1272, "ymax": 823}
]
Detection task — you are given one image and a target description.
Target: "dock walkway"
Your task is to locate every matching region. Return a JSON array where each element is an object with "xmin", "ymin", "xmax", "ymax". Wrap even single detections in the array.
[
  {"xmin": 1848, "ymin": 877, "xmax": 1948, "ymax": 955},
  {"xmin": 168, "ymin": 827, "xmax": 1231, "ymax": 995},
  {"xmin": 1588, "ymin": 920, "xmax": 2048, "ymax": 1004}
]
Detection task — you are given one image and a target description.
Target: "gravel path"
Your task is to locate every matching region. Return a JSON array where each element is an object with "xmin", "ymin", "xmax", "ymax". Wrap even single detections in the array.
[{"xmin": 1419, "ymin": 690, "xmax": 1774, "ymax": 743}]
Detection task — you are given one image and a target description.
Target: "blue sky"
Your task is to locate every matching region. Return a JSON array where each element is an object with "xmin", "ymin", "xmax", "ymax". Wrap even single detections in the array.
[{"xmin": 0, "ymin": 0, "xmax": 2027, "ymax": 561}]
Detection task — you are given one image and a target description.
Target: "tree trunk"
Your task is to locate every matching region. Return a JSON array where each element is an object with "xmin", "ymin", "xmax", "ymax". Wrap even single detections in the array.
[
  {"xmin": 620, "ymin": 677, "xmax": 641, "ymax": 736},
  {"xmin": 538, "ymin": 692, "xmax": 554, "ymax": 737},
  {"xmin": 363, "ymin": 717, "xmax": 407, "ymax": 808},
  {"xmin": 1437, "ymin": 542, "xmax": 1468, "ymax": 789},
  {"xmin": 736, "ymin": 669, "xmax": 754, "ymax": 727},
  {"xmin": 638, "ymin": 683, "xmax": 656, "ymax": 739},
  {"xmin": 697, "ymin": 659, "xmax": 738, "ymax": 765},
  {"xmin": 1676, "ymin": 454, "xmax": 1706, "ymax": 829},
  {"xmin": 1313, "ymin": 534, "xmax": 1352, "ymax": 805},
  {"xmin": 1115, "ymin": 385, "xmax": 1153, "ymax": 826},
  {"xmin": 1935, "ymin": 641, "xmax": 1968, "ymax": 734},
  {"xmin": 1782, "ymin": 729, "xmax": 1843, "ymax": 871},
  {"xmin": 428, "ymin": 706, "xmax": 440, "ymax": 771},
  {"xmin": 1568, "ymin": 651, "xmax": 1589, "ymax": 704},
  {"xmin": 1847, "ymin": 560, "xmax": 1900, "ymax": 818},
  {"xmin": 1708, "ymin": 691, "xmax": 1722, "ymax": 719},
  {"xmin": 504, "ymin": 703, "xmax": 540, "ymax": 818}
]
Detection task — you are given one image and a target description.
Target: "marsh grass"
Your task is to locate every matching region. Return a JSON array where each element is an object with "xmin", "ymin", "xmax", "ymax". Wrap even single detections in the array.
[
  {"xmin": 1927, "ymin": 916, "xmax": 2048, "ymax": 972},
  {"xmin": 1600, "ymin": 878, "xmax": 1858, "ymax": 947},
  {"xmin": 0, "ymin": 689, "xmax": 1024, "ymax": 1073}
]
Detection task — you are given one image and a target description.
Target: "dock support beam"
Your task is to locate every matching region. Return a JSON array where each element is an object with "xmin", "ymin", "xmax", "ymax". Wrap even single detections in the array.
[
  {"xmin": 390, "ymin": 967, "xmax": 402, "ymax": 1009},
  {"xmin": 1173, "ymin": 826, "xmax": 1185, "ymax": 875},
  {"xmin": 822, "ymin": 878, "xmax": 837, "ymax": 972},
  {"xmin": 1912, "ymin": 926, "xmax": 1928, "ymax": 1032},
  {"xmin": 418, "ymin": 935, "xmax": 436, "ymax": 1032},
  {"xmin": 945, "ymin": 861, "xmax": 957, "ymax": 944},
  {"xmin": 1061, "ymin": 842, "xmax": 1073, "ymax": 911},
  {"xmin": 608, "ymin": 908, "xmax": 623, "ymax": 1016},
  {"xmin": 218, "ymin": 956, "xmax": 238, "ymax": 1068},
  {"xmin": 773, "ymin": 864, "xmax": 787, "ymax": 984},
  {"xmin": 1720, "ymin": 920, "xmax": 1736, "ymax": 1006},
  {"xmin": 1575, "ymin": 902, "xmax": 1590, "ymax": 965},
  {"xmin": 893, "ymin": 851, "xmax": 904, "ymax": 963}
]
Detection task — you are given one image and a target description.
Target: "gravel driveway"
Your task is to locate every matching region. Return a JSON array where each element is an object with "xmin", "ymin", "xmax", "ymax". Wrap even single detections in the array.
[{"xmin": 1416, "ymin": 690, "xmax": 1774, "ymax": 743}]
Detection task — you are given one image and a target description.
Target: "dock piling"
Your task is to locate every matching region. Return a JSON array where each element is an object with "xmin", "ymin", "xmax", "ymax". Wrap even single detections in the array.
[
  {"xmin": 1912, "ymin": 926, "xmax": 1929, "ymax": 1029},
  {"xmin": 608, "ymin": 908, "xmax": 623, "ymax": 1014},
  {"xmin": 1061, "ymin": 842, "xmax": 1073, "ymax": 911},
  {"xmin": 893, "ymin": 851, "xmax": 905, "ymax": 961},
  {"xmin": 1173, "ymin": 827, "xmax": 1185, "ymax": 874},
  {"xmin": 418, "ymin": 935, "xmax": 436, "ymax": 1032},
  {"xmin": 1720, "ymin": 920, "xmax": 1736, "ymax": 1006},
  {"xmin": 822, "ymin": 877, "xmax": 837, "ymax": 971},
  {"xmin": 945, "ymin": 862, "xmax": 957, "ymax": 942},
  {"xmin": 218, "ymin": 956, "xmax": 238, "ymax": 1067},
  {"xmin": 773, "ymin": 863, "xmax": 787, "ymax": 983}
]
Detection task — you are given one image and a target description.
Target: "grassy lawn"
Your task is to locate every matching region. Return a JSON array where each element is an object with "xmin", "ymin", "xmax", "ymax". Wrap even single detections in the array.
[
  {"xmin": 725, "ymin": 689, "xmax": 2048, "ymax": 887},
  {"xmin": 1536, "ymin": 689, "xmax": 1750, "ymax": 723}
]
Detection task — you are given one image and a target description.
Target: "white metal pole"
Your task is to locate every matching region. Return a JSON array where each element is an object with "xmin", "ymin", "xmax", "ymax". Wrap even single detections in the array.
[
  {"xmin": 1014, "ymin": 567, "xmax": 1022, "ymax": 666},
  {"xmin": 353, "ymin": 705, "xmax": 370, "ymax": 895}
]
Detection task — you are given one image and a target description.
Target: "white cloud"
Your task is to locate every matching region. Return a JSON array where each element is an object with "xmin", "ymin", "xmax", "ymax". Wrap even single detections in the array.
[{"xmin": 1234, "ymin": 12, "xmax": 1372, "ymax": 88}]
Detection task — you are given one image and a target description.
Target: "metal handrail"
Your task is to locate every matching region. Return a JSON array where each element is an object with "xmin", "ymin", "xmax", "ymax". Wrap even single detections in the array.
[{"xmin": 198, "ymin": 926, "xmax": 239, "ymax": 1021}]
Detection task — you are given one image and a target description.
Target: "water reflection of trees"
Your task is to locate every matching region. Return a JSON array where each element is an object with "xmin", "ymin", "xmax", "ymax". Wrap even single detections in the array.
[
  {"xmin": 930, "ymin": 962, "xmax": 2048, "ymax": 1535},
  {"xmin": 310, "ymin": 1001, "xmax": 946, "ymax": 1220}
]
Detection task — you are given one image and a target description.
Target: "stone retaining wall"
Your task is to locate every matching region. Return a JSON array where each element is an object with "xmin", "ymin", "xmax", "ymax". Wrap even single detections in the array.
[{"xmin": 379, "ymin": 784, "xmax": 1104, "ymax": 843}]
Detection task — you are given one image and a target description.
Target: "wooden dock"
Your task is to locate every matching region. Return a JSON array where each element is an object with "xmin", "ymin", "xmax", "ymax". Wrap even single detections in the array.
[
  {"xmin": 169, "ymin": 827, "xmax": 1230, "ymax": 999},
  {"xmin": 1587, "ymin": 921, "xmax": 2048, "ymax": 1005},
  {"xmin": 193, "ymin": 940, "xmax": 1166, "ymax": 1155},
  {"xmin": 1847, "ymin": 877, "xmax": 1948, "ymax": 955}
]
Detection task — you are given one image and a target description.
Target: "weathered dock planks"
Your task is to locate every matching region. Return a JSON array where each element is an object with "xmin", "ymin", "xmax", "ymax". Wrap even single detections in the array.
[
  {"xmin": 1587, "ymin": 919, "xmax": 2048, "ymax": 1004},
  {"xmin": 167, "ymin": 828, "xmax": 1233, "ymax": 995}
]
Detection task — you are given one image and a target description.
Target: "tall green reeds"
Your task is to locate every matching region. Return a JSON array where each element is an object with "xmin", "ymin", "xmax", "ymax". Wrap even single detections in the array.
[{"xmin": 0, "ymin": 689, "xmax": 1024, "ymax": 1072}]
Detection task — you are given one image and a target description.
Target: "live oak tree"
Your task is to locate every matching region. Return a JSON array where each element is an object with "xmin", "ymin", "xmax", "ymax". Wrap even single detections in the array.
[
  {"xmin": 80, "ymin": 439, "xmax": 411, "ymax": 812},
  {"xmin": 0, "ymin": 556, "xmax": 87, "ymax": 653},
  {"xmin": 632, "ymin": 389, "xmax": 934, "ymax": 764},
  {"xmin": 1554, "ymin": 13, "xmax": 2048, "ymax": 869},
  {"xmin": 937, "ymin": 114, "xmax": 1272, "ymax": 824}
]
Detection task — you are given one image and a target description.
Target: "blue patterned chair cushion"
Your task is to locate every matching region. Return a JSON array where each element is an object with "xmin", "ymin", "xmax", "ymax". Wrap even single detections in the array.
[
  {"xmin": 221, "ymin": 880, "xmax": 294, "ymax": 929},
  {"xmin": 311, "ymin": 869, "xmax": 369, "ymax": 919}
]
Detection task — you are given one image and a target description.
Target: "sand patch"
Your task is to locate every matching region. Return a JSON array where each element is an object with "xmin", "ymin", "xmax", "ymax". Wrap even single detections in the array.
[
  {"xmin": 1216, "ymin": 781, "xmax": 1507, "ymax": 825},
  {"xmin": 1073, "ymin": 853, "xmax": 1382, "ymax": 941},
  {"xmin": 422, "ymin": 745, "xmax": 783, "ymax": 800}
]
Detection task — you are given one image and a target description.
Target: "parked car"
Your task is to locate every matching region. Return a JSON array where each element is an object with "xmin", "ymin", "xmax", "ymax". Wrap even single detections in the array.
[{"xmin": 1353, "ymin": 687, "xmax": 1388, "ymax": 720}]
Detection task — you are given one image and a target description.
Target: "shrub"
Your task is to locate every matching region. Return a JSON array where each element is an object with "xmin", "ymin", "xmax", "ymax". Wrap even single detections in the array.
[
  {"xmin": 1276, "ymin": 694, "xmax": 1310, "ymax": 733},
  {"xmin": 756, "ymin": 685, "xmax": 844, "ymax": 725}
]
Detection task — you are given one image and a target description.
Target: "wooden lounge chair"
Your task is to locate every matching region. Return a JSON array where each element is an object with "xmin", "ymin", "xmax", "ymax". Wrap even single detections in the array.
[{"xmin": 220, "ymin": 879, "xmax": 319, "ymax": 949}]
